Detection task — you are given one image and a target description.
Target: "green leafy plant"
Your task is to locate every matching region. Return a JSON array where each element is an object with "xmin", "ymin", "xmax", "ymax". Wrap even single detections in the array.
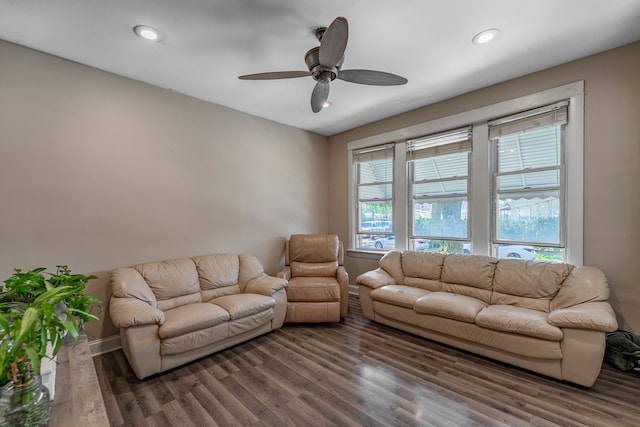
[{"xmin": 0, "ymin": 266, "xmax": 102, "ymax": 387}]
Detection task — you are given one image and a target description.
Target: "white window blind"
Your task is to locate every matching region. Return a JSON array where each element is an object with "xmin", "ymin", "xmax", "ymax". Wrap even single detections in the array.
[
  {"xmin": 352, "ymin": 144, "xmax": 394, "ymax": 163},
  {"xmin": 407, "ymin": 127, "xmax": 472, "ymax": 160},
  {"xmin": 489, "ymin": 101, "xmax": 568, "ymax": 139}
]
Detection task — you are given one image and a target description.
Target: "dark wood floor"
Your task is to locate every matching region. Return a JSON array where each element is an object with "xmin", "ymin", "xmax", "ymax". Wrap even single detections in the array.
[{"xmin": 94, "ymin": 296, "xmax": 640, "ymax": 427}]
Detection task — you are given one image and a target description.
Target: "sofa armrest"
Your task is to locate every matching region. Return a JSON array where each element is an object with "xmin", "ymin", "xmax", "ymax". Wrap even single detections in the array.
[
  {"xmin": 547, "ymin": 301, "xmax": 618, "ymax": 332},
  {"xmin": 243, "ymin": 273, "xmax": 287, "ymax": 296},
  {"xmin": 109, "ymin": 297, "xmax": 165, "ymax": 328},
  {"xmin": 277, "ymin": 266, "xmax": 291, "ymax": 281},
  {"xmin": 356, "ymin": 268, "xmax": 397, "ymax": 290}
]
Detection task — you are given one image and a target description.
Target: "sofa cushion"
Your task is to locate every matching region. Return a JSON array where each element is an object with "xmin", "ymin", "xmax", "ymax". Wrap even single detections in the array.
[
  {"xmin": 134, "ymin": 258, "xmax": 201, "ymax": 310},
  {"xmin": 551, "ymin": 266, "xmax": 609, "ymax": 310},
  {"xmin": 414, "ymin": 292, "xmax": 487, "ymax": 323},
  {"xmin": 475, "ymin": 305, "xmax": 563, "ymax": 341},
  {"xmin": 492, "ymin": 259, "xmax": 573, "ymax": 312},
  {"xmin": 161, "ymin": 323, "xmax": 229, "ymax": 356},
  {"xmin": 285, "ymin": 277, "xmax": 340, "ymax": 302},
  {"xmin": 441, "ymin": 254, "xmax": 497, "ymax": 289},
  {"xmin": 403, "ymin": 277, "xmax": 441, "ymax": 292},
  {"xmin": 373, "ymin": 302, "xmax": 563, "ymax": 360},
  {"xmin": 379, "ymin": 251, "xmax": 405, "ymax": 285},
  {"xmin": 401, "ymin": 251, "xmax": 445, "ymax": 281},
  {"xmin": 493, "ymin": 259, "xmax": 572, "ymax": 298},
  {"xmin": 159, "ymin": 303, "xmax": 230, "ymax": 339},
  {"xmin": 193, "ymin": 254, "xmax": 240, "ymax": 294},
  {"xmin": 210, "ymin": 293, "xmax": 276, "ymax": 320},
  {"xmin": 228, "ymin": 309, "xmax": 274, "ymax": 336},
  {"xmin": 370, "ymin": 285, "xmax": 430, "ymax": 309},
  {"xmin": 111, "ymin": 267, "xmax": 158, "ymax": 308}
]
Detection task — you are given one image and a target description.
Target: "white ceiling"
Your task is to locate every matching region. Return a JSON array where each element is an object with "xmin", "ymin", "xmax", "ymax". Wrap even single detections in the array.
[{"xmin": 1, "ymin": 1, "xmax": 639, "ymax": 136}]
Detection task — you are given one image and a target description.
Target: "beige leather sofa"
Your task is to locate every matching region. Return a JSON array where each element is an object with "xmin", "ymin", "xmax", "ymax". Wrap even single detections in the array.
[
  {"xmin": 109, "ymin": 253, "xmax": 286, "ymax": 379},
  {"xmin": 357, "ymin": 251, "xmax": 618, "ymax": 387},
  {"xmin": 278, "ymin": 234, "xmax": 348, "ymax": 322}
]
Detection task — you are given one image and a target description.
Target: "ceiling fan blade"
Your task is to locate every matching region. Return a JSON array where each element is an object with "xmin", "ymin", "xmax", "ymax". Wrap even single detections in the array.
[
  {"xmin": 238, "ymin": 71, "xmax": 311, "ymax": 80},
  {"xmin": 338, "ymin": 69, "xmax": 408, "ymax": 86},
  {"xmin": 311, "ymin": 81, "xmax": 330, "ymax": 113},
  {"xmin": 319, "ymin": 17, "xmax": 348, "ymax": 68}
]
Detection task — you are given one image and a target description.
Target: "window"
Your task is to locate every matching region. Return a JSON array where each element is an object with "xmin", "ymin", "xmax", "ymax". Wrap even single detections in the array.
[
  {"xmin": 408, "ymin": 127, "xmax": 472, "ymax": 253},
  {"xmin": 490, "ymin": 102, "xmax": 567, "ymax": 261},
  {"xmin": 347, "ymin": 82, "xmax": 584, "ymax": 264},
  {"xmin": 353, "ymin": 144, "xmax": 394, "ymax": 250}
]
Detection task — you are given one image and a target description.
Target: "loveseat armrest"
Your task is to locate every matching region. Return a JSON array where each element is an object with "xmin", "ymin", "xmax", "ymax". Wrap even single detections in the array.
[
  {"xmin": 243, "ymin": 273, "xmax": 287, "ymax": 297},
  {"xmin": 109, "ymin": 297, "xmax": 165, "ymax": 328},
  {"xmin": 356, "ymin": 267, "xmax": 397, "ymax": 290},
  {"xmin": 547, "ymin": 301, "xmax": 618, "ymax": 332},
  {"xmin": 277, "ymin": 266, "xmax": 291, "ymax": 281}
]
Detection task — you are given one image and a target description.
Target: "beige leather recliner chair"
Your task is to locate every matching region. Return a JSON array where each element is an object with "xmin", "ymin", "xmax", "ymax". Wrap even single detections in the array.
[{"xmin": 278, "ymin": 234, "xmax": 348, "ymax": 322}]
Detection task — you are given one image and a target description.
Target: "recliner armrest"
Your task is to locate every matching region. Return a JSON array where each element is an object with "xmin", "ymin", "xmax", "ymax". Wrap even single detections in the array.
[
  {"xmin": 356, "ymin": 268, "xmax": 397, "ymax": 290},
  {"xmin": 243, "ymin": 273, "xmax": 287, "ymax": 296},
  {"xmin": 547, "ymin": 301, "xmax": 618, "ymax": 332},
  {"xmin": 109, "ymin": 297, "xmax": 165, "ymax": 328}
]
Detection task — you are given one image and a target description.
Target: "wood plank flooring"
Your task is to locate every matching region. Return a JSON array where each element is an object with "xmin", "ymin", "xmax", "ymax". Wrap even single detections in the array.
[{"xmin": 94, "ymin": 296, "xmax": 640, "ymax": 426}]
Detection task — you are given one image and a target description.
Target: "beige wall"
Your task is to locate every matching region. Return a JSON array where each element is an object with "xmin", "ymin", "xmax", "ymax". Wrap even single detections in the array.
[
  {"xmin": 0, "ymin": 40, "xmax": 329, "ymax": 340},
  {"xmin": 328, "ymin": 41, "xmax": 640, "ymax": 333},
  {"xmin": 2, "ymin": 37, "xmax": 638, "ymax": 341}
]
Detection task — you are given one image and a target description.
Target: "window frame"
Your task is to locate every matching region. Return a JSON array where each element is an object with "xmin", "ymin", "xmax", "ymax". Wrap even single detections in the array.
[
  {"xmin": 352, "ymin": 144, "xmax": 395, "ymax": 251},
  {"xmin": 408, "ymin": 128, "xmax": 473, "ymax": 248},
  {"xmin": 347, "ymin": 81, "xmax": 584, "ymax": 265},
  {"xmin": 490, "ymin": 111, "xmax": 567, "ymax": 250}
]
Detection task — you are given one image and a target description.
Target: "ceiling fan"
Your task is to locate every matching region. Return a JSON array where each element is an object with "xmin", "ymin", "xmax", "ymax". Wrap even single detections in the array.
[{"xmin": 238, "ymin": 17, "xmax": 408, "ymax": 113}]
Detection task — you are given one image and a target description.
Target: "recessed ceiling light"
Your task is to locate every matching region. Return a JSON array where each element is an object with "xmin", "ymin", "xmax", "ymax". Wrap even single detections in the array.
[
  {"xmin": 472, "ymin": 28, "xmax": 500, "ymax": 45},
  {"xmin": 322, "ymin": 101, "xmax": 332, "ymax": 109},
  {"xmin": 133, "ymin": 25, "xmax": 161, "ymax": 41}
]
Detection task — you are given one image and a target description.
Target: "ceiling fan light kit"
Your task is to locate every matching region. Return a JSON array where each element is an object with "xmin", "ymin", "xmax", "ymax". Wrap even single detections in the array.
[{"xmin": 238, "ymin": 16, "xmax": 408, "ymax": 113}]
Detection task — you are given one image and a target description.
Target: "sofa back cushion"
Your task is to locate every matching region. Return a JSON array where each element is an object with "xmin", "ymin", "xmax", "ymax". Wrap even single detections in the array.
[
  {"xmin": 440, "ymin": 254, "xmax": 497, "ymax": 303},
  {"xmin": 379, "ymin": 251, "xmax": 405, "ymax": 285},
  {"xmin": 193, "ymin": 254, "xmax": 241, "ymax": 300},
  {"xmin": 399, "ymin": 252, "xmax": 443, "ymax": 291},
  {"xmin": 491, "ymin": 259, "xmax": 573, "ymax": 312},
  {"xmin": 551, "ymin": 266, "xmax": 609, "ymax": 310},
  {"xmin": 134, "ymin": 258, "xmax": 201, "ymax": 311},
  {"xmin": 111, "ymin": 267, "xmax": 158, "ymax": 308}
]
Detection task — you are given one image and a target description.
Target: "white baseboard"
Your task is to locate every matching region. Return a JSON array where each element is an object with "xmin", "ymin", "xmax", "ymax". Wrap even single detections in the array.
[
  {"xmin": 89, "ymin": 334, "xmax": 121, "ymax": 356},
  {"xmin": 348, "ymin": 284, "xmax": 358, "ymax": 295}
]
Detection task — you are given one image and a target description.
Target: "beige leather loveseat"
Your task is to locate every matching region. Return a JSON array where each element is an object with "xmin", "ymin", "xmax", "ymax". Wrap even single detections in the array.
[
  {"xmin": 357, "ymin": 251, "xmax": 618, "ymax": 387},
  {"xmin": 110, "ymin": 253, "xmax": 286, "ymax": 379}
]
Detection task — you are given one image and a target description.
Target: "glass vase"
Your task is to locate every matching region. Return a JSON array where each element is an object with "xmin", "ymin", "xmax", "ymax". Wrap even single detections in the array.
[{"xmin": 0, "ymin": 375, "xmax": 51, "ymax": 427}]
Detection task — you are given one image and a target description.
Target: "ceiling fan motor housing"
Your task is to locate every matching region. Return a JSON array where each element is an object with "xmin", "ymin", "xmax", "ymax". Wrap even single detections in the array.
[{"xmin": 304, "ymin": 46, "xmax": 343, "ymax": 83}]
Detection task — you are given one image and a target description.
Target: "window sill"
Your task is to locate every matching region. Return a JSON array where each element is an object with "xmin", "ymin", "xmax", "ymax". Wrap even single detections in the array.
[{"xmin": 346, "ymin": 249, "xmax": 386, "ymax": 260}]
